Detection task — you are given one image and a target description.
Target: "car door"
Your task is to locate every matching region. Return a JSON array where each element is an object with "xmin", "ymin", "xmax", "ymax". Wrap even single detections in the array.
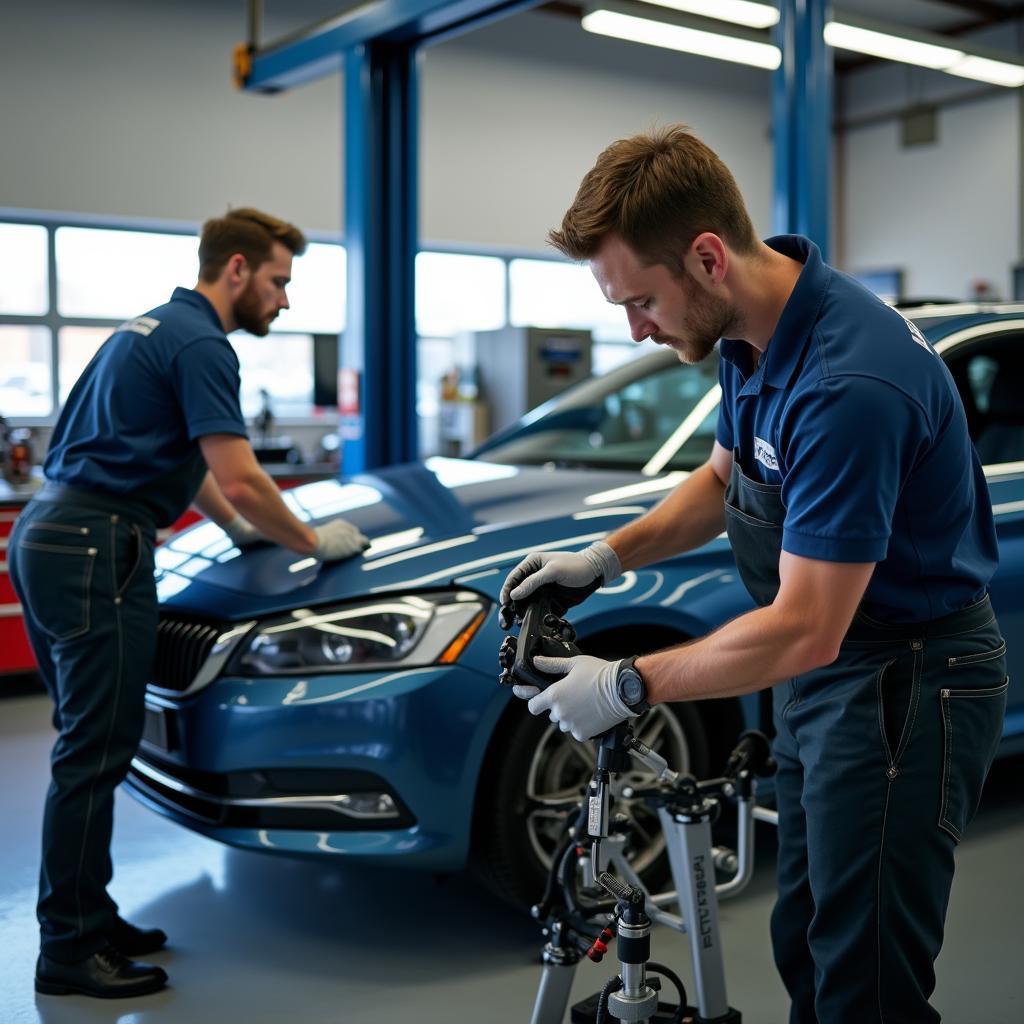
[{"xmin": 938, "ymin": 320, "xmax": 1024, "ymax": 743}]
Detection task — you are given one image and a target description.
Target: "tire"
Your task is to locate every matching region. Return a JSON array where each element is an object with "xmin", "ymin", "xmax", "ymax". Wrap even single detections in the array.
[{"xmin": 472, "ymin": 699, "xmax": 709, "ymax": 909}]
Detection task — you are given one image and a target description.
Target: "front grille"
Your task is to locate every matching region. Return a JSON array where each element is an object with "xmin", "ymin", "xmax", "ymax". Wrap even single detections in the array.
[{"xmin": 153, "ymin": 614, "xmax": 223, "ymax": 693}]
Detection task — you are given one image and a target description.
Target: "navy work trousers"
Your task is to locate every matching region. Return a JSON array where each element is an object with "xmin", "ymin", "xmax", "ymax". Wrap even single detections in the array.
[
  {"xmin": 9, "ymin": 496, "xmax": 157, "ymax": 963},
  {"xmin": 770, "ymin": 597, "xmax": 1007, "ymax": 1023}
]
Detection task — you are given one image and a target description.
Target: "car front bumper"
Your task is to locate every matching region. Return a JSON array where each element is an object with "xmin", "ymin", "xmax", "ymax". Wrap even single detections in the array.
[{"xmin": 124, "ymin": 662, "xmax": 508, "ymax": 872}]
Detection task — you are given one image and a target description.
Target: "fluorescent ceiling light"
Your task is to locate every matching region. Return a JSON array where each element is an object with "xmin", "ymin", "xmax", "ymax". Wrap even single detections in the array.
[
  {"xmin": 824, "ymin": 20, "xmax": 962, "ymax": 70},
  {"xmin": 639, "ymin": 0, "xmax": 779, "ymax": 30},
  {"xmin": 945, "ymin": 55, "xmax": 1024, "ymax": 88},
  {"xmin": 581, "ymin": 4, "xmax": 1024, "ymax": 89},
  {"xmin": 582, "ymin": 9, "xmax": 781, "ymax": 69},
  {"xmin": 825, "ymin": 16, "xmax": 1024, "ymax": 88}
]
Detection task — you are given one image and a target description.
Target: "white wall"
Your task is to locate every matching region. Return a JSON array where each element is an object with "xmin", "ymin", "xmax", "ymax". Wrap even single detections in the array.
[
  {"xmin": 0, "ymin": 0, "xmax": 773, "ymax": 249},
  {"xmin": 841, "ymin": 93, "xmax": 1020, "ymax": 299},
  {"xmin": 421, "ymin": 13, "xmax": 775, "ymax": 248},
  {"xmin": 837, "ymin": 20, "xmax": 1023, "ymax": 299},
  {"xmin": 0, "ymin": 0, "xmax": 344, "ymax": 235}
]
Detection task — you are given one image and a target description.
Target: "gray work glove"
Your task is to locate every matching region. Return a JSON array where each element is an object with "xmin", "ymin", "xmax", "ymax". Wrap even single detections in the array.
[
  {"xmin": 515, "ymin": 654, "xmax": 632, "ymax": 742},
  {"xmin": 222, "ymin": 514, "xmax": 265, "ymax": 549},
  {"xmin": 500, "ymin": 541, "xmax": 622, "ymax": 610},
  {"xmin": 312, "ymin": 518, "xmax": 370, "ymax": 562}
]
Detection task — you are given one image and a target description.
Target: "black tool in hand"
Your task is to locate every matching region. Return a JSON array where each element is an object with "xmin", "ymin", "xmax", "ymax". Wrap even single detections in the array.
[{"xmin": 498, "ymin": 587, "xmax": 581, "ymax": 691}]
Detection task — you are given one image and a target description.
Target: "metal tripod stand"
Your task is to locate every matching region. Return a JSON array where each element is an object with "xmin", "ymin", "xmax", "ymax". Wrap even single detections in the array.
[{"xmin": 527, "ymin": 727, "xmax": 777, "ymax": 1024}]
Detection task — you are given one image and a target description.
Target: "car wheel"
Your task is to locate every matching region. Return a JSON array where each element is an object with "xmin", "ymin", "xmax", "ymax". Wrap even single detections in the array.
[{"xmin": 472, "ymin": 700, "xmax": 709, "ymax": 909}]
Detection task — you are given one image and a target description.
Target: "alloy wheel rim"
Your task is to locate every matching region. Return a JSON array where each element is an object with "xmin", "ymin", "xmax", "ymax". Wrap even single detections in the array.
[{"xmin": 523, "ymin": 706, "xmax": 691, "ymax": 875}]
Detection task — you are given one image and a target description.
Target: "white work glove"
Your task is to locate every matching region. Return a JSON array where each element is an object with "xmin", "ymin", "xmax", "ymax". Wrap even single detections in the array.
[
  {"xmin": 514, "ymin": 654, "xmax": 632, "ymax": 742},
  {"xmin": 500, "ymin": 542, "xmax": 622, "ymax": 610},
  {"xmin": 222, "ymin": 514, "xmax": 265, "ymax": 549},
  {"xmin": 312, "ymin": 518, "xmax": 370, "ymax": 562}
]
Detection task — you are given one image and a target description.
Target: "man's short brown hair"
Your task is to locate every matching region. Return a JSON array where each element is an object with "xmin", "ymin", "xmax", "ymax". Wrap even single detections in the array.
[
  {"xmin": 198, "ymin": 207, "xmax": 307, "ymax": 283},
  {"xmin": 549, "ymin": 125, "xmax": 758, "ymax": 273}
]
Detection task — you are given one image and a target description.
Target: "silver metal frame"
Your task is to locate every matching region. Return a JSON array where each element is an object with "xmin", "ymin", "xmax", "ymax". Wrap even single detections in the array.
[{"xmin": 528, "ymin": 739, "xmax": 775, "ymax": 1024}]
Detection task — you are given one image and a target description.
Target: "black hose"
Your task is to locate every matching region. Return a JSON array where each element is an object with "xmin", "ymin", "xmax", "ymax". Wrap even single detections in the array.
[
  {"xmin": 559, "ymin": 843, "xmax": 613, "ymax": 917},
  {"xmin": 647, "ymin": 961, "xmax": 689, "ymax": 1024},
  {"xmin": 593, "ymin": 974, "xmax": 623, "ymax": 1024},
  {"xmin": 539, "ymin": 830, "xmax": 575, "ymax": 911},
  {"xmin": 559, "ymin": 838, "xmax": 583, "ymax": 914}
]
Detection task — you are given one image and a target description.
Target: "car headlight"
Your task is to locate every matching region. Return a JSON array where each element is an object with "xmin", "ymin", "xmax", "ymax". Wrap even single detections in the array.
[{"xmin": 231, "ymin": 592, "xmax": 489, "ymax": 676}]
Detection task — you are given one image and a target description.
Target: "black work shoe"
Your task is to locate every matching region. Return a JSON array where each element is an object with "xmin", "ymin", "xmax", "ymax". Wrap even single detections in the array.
[
  {"xmin": 110, "ymin": 917, "xmax": 168, "ymax": 957},
  {"xmin": 35, "ymin": 946, "xmax": 168, "ymax": 999}
]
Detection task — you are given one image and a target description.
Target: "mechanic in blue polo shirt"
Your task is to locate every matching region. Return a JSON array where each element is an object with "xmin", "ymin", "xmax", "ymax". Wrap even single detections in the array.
[
  {"xmin": 9, "ymin": 208, "xmax": 368, "ymax": 1000},
  {"xmin": 501, "ymin": 127, "xmax": 1007, "ymax": 1023}
]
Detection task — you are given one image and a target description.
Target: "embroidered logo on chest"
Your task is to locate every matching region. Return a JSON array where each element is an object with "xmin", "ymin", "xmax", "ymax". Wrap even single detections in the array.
[{"xmin": 754, "ymin": 436, "xmax": 779, "ymax": 472}]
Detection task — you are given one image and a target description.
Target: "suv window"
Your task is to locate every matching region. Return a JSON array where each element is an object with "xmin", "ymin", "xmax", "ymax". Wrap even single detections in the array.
[
  {"xmin": 944, "ymin": 332, "xmax": 1024, "ymax": 466},
  {"xmin": 477, "ymin": 353, "xmax": 720, "ymax": 471}
]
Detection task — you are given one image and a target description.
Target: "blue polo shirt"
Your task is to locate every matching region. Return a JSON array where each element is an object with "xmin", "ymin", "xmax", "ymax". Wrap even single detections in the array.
[
  {"xmin": 715, "ymin": 235, "xmax": 998, "ymax": 622},
  {"xmin": 45, "ymin": 287, "xmax": 248, "ymax": 527}
]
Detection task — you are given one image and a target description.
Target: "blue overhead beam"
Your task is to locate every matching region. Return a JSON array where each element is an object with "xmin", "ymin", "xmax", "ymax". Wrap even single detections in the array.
[
  {"xmin": 245, "ymin": 0, "xmax": 538, "ymax": 93},
  {"xmin": 772, "ymin": 0, "xmax": 832, "ymax": 260}
]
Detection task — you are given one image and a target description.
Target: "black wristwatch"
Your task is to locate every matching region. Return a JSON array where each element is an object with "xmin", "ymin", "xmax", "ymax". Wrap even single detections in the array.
[{"xmin": 616, "ymin": 656, "xmax": 650, "ymax": 715}]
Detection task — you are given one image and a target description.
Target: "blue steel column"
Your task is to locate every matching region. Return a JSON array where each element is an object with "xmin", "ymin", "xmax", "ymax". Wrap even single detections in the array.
[
  {"xmin": 342, "ymin": 41, "xmax": 419, "ymax": 474},
  {"xmin": 772, "ymin": 0, "xmax": 831, "ymax": 260}
]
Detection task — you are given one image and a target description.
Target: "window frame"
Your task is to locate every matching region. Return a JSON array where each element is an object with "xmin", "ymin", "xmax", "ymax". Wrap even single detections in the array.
[
  {"xmin": 0, "ymin": 211, "xmax": 639, "ymax": 430},
  {"xmin": 0, "ymin": 210, "xmax": 349, "ymax": 428}
]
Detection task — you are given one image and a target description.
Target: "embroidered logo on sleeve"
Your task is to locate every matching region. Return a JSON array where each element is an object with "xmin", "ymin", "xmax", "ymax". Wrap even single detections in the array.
[
  {"xmin": 897, "ymin": 312, "xmax": 936, "ymax": 355},
  {"xmin": 117, "ymin": 316, "xmax": 161, "ymax": 337},
  {"xmin": 754, "ymin": 436, "xmax": 779, "ymax": 471}
]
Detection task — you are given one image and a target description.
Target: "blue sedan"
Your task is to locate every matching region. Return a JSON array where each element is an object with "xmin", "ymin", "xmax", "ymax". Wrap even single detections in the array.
[{"xmin": 127, "ymin": 303, "xmax": 1024, "ymax": 906}]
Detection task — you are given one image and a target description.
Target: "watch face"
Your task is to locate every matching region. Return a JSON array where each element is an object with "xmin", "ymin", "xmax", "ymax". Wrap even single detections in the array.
[{"xmin": 620, "ymin": 668, "xmax": 644, "ymax": 706}]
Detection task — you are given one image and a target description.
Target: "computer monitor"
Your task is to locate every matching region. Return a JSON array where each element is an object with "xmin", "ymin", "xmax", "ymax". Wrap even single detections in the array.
[
  {"xmin": 312, "ymin": 334, "xmax": 339, "ymax": 408},
  {"xmin": 853, "ymin": 268, "xmax": 903, "ymax": 305}
]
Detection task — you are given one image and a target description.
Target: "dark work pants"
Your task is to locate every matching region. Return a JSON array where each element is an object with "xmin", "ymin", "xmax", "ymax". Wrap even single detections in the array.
[
  {"xmin": 770, "ymin": 597, "xmax": 1007, "ymax": 1023},
  {"xmin": 9, "ymin": 497, "xmax": 157, "ymax": 963}
]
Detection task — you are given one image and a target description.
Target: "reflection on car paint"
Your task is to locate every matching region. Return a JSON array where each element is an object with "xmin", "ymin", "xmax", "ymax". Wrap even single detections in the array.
[
  {"xmin": 583, "ymin": 472, "xmax": 688, "ymax": 505},
  {"xmin": 573, "ymin": 506, "xmax": 649, "ymax": 520},
  {"xmin": 423, "ymin": 456, "xmax": 519, "ymax": 488},
  {"xmin": 284, "ymin": 481, "xmax": 383, "ymax": 520},
  {"xmin": 368, "ymin": 529, "xmax": 611, "ymax": 593},
  {"xmin": 364, "ymin": 527, "xmax": 425, "ymax": 557},
  {"xmin": 362, "ymin": 534, "xmax": 478, "ymax": 571}
]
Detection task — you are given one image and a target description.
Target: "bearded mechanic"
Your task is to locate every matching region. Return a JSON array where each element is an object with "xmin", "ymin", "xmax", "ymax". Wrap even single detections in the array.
[
  {"xmin": 10, "ymin": 208, "xmax": 367, "ymax": 1000},
  {"xmin": 500, "ymin": 127, "xmax": 1007, "ymax": 1023}
]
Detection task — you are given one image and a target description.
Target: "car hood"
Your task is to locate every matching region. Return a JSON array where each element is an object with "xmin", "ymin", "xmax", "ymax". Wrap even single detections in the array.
[{"xmin": 156, "ymin": 457, "xmax": 683, "ymax": 619}]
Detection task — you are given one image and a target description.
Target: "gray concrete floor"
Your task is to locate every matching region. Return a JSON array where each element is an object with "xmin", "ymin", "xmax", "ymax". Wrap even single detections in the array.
[{"xmin": 0, "ymin": 691, "xmax": 1021, "ymax": 1024}]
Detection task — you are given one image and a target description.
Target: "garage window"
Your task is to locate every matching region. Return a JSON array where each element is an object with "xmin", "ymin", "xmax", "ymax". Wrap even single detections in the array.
[
  {"xmin": 0, "ymin": 217, "xmax": 348, "ymax": 427},
  {"xmin": 56, "ymin": 228, "xmax": 199, "ymax": 320},
  {"xmin": 0, "ymin": 216, "xmax": 640, "ymax": 442},
  {"xmin": 0, "ymin": 325, "xmax": 52, "ymax": 417},
  {"xmin": 0, "ymin": 223, "xmax": 49, "ymax": 316}
]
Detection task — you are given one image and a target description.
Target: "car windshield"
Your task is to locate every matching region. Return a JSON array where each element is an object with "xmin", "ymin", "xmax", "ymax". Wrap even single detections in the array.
[{"xmin": 476, "ymin": 350, "xmax": 721, "ymax": 472}]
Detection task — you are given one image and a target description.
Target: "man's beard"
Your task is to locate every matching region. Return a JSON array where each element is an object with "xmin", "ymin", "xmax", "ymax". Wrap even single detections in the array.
[
  {"xmin": 658, "ymin": 276, "xmax": 740, "ymax": 365},
  {"xmin": 233, "ymin": 281, "xmax": 274, "ymax": 336}
]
